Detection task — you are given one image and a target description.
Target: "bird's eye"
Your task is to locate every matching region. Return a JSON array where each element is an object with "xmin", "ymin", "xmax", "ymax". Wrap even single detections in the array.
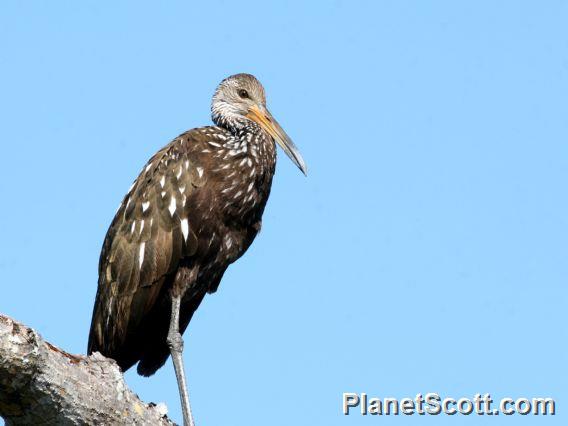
[{"xmin": 238, "ymin": 89, "xmax": 249, "ymax": 99}]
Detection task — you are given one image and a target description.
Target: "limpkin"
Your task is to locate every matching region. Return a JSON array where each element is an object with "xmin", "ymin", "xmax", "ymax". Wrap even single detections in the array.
[{"xmin": 87, "ymin": 73, "xmax": 306, "ymax": 426}]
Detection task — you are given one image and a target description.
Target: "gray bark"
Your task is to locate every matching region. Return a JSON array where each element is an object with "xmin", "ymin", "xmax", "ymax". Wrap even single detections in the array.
[{"xmin": 0, "ymin": 314, "xmax": 175, "ymax": 425}]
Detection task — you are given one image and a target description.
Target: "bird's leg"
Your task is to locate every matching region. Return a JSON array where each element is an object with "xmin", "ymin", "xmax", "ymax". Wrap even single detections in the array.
[{"xmin": 167, "ymin": 293, "xmax": 195, "ymax": 426}]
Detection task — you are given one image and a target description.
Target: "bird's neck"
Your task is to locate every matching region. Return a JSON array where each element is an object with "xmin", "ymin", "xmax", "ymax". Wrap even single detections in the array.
[
  {"xmin": 211, "ymin": 107, "xmax": 247, "ymax": 134},
  {"xmin": 224, "ymin": 123, "xmax": 277, "ymax": 181},
  {"xmin": 213, "ymin": 115, "xmax": 276, "ymax": 170},
  {"xmin": 210, "ymin": 123, "xmax": 276, "ymax": 224}
]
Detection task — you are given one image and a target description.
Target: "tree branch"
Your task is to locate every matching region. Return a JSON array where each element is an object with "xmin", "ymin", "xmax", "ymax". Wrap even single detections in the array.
[{"xmin": 0, "ymin": 314, "xmax": 174, "ymax": 425}]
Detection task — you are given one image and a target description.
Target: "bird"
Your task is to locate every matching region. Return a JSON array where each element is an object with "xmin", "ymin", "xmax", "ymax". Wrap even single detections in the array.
[{"xmin": 87, "ymin": 73, "xmax": 306, "ymax": 426}]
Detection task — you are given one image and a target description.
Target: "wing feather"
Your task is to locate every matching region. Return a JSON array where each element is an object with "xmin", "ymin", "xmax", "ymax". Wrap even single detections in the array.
[{"xmin": 88, "ymin": 137, "xmax": 200, "ymax": 359}]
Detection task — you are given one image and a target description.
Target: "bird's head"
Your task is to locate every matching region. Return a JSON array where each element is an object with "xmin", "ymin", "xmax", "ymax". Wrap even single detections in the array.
[{"xmin": 212, "ymin": 73, "xmax": 307, "ymax": 175}]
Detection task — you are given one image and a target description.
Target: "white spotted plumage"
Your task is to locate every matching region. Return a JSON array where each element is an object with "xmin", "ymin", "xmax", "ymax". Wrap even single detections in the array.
[
  {"xmin": 181, "ymin": 218, "xmax": 189, "ymax": 241},
  {"xmin": 138, "ymin": 242, "xmax": 145, "ymax": 269},
  {"xmin": 168, "ymin": 197, "xmax": 177, "ymax": 216}
]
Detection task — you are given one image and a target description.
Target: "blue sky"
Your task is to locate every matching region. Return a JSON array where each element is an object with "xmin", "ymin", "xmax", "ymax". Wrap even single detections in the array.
[{"xmin": 0, "ymin": 1, "xmax": 566, "ymax": 425}]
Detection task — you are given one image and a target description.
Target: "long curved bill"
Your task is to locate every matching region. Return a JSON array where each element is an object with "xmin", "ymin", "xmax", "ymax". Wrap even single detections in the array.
[{"xmin": 247, "ymin": 105, "xmax": 307, "ymax": 175}]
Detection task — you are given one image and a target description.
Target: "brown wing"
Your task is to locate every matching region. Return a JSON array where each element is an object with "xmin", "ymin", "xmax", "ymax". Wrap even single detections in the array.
[{"xmin": 88, "ymin": 134, "xmax": 205, "ymax": 362}]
